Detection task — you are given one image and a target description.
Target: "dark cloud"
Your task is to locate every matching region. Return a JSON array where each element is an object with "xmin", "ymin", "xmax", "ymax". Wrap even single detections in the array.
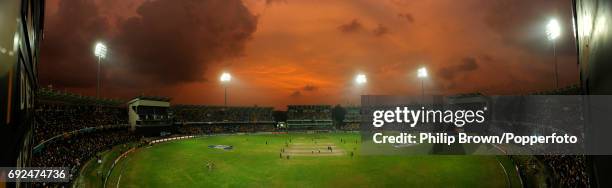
[
  {"xmin": 438, "ymin": 57, "xmax": 480, "ymax": 80},
  {"xmin": 398, "ymin": 13, "xmax": 415, "ymax": 23},
  {"xmin": 373, "ymin": 24, "xmax": 389, "ymax": 36},
  {"xmin": 39, "ymin": 0, "xmax": 110, "ymax": 88},
  {"xmin": 338, "ymin": 19, "xmax": 363, "ymax": 33},
  {"xmin": 483, "ymin": 0, "xmax": 575, "ymax": 56},
  {"xmin": 266, "ymin": 0, "xmax": 287, "ymax": 5},
  {"xmin": 40, "ymin": 0, "xmax": 257, "ymax": 91},
  {"xmin": 290, "ymin": 90, "xmax": 301, "ymax": 97},
  {"xmin": 302, "ymin": 84, "xmax": 318, "ymax": 91},
  {"xmin": 114, "ymin": 0, "xmax": 258, "ymax": 85}
]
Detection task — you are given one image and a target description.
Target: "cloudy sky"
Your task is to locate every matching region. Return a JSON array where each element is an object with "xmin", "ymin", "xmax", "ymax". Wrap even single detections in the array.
[{"xmin": 39, "ymin": 0, "xmax": 578, "ymax": 109}]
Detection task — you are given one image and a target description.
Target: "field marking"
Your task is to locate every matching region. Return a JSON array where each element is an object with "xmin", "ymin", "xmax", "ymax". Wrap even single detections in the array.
[
  {"xmin": 495, "ymin": 156, "xmax": 511, "ymax": 188},
  {"xmin": 285, "ymin": 153, "xmax": 345, "ymax": 156},
  {"xmin": 287, "ymin": 145, "xmax": 340, "ymax": 149},
  {"xmin": 283, "ymin": 142, "xmax": 345, "ymax": 157},
  {"xmin": 113, "ymin": 154, "xmax": 133, "ymax": 188},
  {"xmin": 116, "ymin": 174, "xmax": 122, "ymax": 188},
  {"xmin": 291, "ymin": 142, "xmax": 335, "ymax": 145}
]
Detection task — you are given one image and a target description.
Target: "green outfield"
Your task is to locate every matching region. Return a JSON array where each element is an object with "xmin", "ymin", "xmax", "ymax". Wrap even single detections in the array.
[{"xmin": 95, "ymin": 133, "xmax": 521, "ymax": 187}]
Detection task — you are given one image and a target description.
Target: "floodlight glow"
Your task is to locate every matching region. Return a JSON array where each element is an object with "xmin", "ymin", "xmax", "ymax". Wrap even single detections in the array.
[
  {"xmin": 94, "ymin": 42, "xmax": 107, "ymax": 59},
  {"xmin": 355, "ymin": 74, "xmax": 367, "ymax": 84},
  {"xmin": 220, "ymin": 72, "xmax": 232, "ymax": 82},
  {"xmin": 580, "ymin": 15, "xmax": 592, "ymax": 37},
  {"xmin": 417, "ymin": 67, "xmax": 428, "ymax": 78},
  {"xmin": 595, "ymin": 16, "xmax": 607, "ymax": 36},
  {"xmin": 546, "ymin": 19, "xmax": 561, "ymax": 40},
  {"xmin": 13, "ymin": 33, "xmax": 19, "ymax": 51}
]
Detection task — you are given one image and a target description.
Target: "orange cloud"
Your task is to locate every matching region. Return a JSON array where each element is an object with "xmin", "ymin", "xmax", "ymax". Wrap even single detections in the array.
[{"xmin": 41, "ymin": 0, "xmax": 579, "ymax": 109}]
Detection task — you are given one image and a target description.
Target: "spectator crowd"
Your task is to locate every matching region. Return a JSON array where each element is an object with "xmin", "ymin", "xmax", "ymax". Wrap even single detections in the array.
[
  {"xmin": 32, "ymin": 129, "xmax": 139, "ymax": 187},
  {"xmin": 540, "ymin": 155, "xmax": 589, "ymax": 187},
  {"xmin": 172, "ymin": 105, "xmax": 274, "ymax": 123},
  {"xmin": 35, "ymin": 103, "xmax": 127, "ymax": 144}
]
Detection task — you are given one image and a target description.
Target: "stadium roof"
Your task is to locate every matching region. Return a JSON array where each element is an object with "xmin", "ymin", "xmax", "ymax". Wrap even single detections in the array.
[
  {"xmin": 287, "ymin": 105, "xmax": 332, "ymax": 108},
  {"xmin": 132, "ymin": 95, "xmax": 171, "ymax": 102},
  {"xmin": 172, "ymin": 104, "xmax": 274, "ymax": 110},
  {"xmin": 447, "ymin": 93, "xmax": 484, "ymax": 99},
  {"xmin": 38, "ymin": 88, "xmax": 125, "ymax": 106},
  {"xmin": 528, "ymin": 84, "xmax": 581, "ymax": 95}
]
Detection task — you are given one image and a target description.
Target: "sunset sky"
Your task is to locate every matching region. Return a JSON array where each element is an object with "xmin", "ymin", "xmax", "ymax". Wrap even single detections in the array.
[{"xmin": 39, "ymin": 0, "xmax": 579, "ymax": 109}]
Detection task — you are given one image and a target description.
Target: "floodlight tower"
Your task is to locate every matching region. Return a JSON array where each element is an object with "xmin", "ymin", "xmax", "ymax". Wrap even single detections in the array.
[
  {"xmin": 546, "ymin": 19, "xmax": 561, "ymax": 89},
  {"xmin": 355, "ymin": 74, "xmax": 367, "ymax": 86},
  {"xmin": 417, "ymin": 67, "xmax": 428, "ymax": 99},
  {"xmin": 94, "ymin": 42, "xmax": 107, "ymax": 99},
  {"xmin": 355, "ymin": 74, "xmax": 367, "ymax": 94},
  {"xmin": 220, "ymin": 72, "xmax": 232, "ymax": 107},
  {"xmin": 355, "ymin": 74, "xmax": 367, "ymax": 105}
]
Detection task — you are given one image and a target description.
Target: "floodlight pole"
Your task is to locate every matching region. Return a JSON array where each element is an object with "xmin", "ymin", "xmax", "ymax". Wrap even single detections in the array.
[
  {"xmin": 553, "ymin": 40, "xmax": 558, "ymax": 89},
  {"xmin": 421, "ymin": 79, "xmax": 424, "ymax": 100},
  {"xmin": 417, "ymin": 67, "xmax": 427, "ymax": 101},
  {"xmin": 546, "ymin": 19, "xmax": 560, "ymax": 89},
  {"xmin": 220, "ymin": 72, "xmax": 231, "ymax": 107},
  {"xmin": 359, "ymin": 88, "xmax": 364, "ymax": 106},
  {"xmin": 97, "ymin": 56, "xmax": 101, "ymax": 99},
  {"xmin": 224, "ymin": 85, "xmax": 228, "ymax": 107}
]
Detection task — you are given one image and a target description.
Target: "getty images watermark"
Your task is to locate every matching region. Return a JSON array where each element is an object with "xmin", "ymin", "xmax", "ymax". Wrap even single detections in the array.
[
  {"xmin": 359, "ymin": 95, "xmax": 589, "ymax": 155},
  {"xmin": 370, "ymin": 106, "xmax": 578, "ymax": 146}
]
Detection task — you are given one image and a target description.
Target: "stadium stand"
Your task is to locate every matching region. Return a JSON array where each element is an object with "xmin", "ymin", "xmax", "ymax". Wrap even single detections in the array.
[
  {"xmin": 342, "ymin": 106, "xmax": 361, "ymax": 130},
  {"xmin": 35, "ymin": 88, "xmax": 128, "ymax": 145},
  {"xmin": 38, "ymin": 87, "xmax": 125, "ymax": 106},
  {"xmin": 31, "ymin": 89, "xmax": 135, "ymax": 187},
  {"xmin": 32, "ymin": 128, "xmax": 139, "ymax": 187},
  {"xmin": 172, "ymin": 105, "xmax": 274, "ymax": 123},
  {"xmin": 446, "ymin": 88, "xmax": 588, "ymax": 187},
  {"xmin": 502, "ymin": 84, "xmax": 588, "ymax": 187},
  {"xmin": 286, "ymin": 105, "xmax": 333, "ymax": 130},
  {"xmin": 527, "ymin": 84, "xmax": 581, "ymax": 95},
  {"xmin": 172, "ymin": 105, "xmax": 276, "ymax": 133},
  {"xmin": 541, "ymin": 155, "xmax": 589, "ymax": 187}
]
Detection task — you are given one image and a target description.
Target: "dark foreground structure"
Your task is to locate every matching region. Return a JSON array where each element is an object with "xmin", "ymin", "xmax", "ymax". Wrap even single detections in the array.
[
  {"xmin": 0, "ymin": 0, "xmax": 45, "ymax": 187},
  {"xmin": 574, "ymin": 0, "xmax": 612, "ymax": 187}
]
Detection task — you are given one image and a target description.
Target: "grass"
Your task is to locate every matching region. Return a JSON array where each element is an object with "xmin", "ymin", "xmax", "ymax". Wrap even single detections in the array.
[{"xmin": 100, "ymin": 133, "xmax": 521, "ymax": 188}]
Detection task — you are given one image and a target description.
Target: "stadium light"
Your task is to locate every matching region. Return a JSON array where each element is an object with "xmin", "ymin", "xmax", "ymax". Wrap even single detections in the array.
[
  {"xmin": 417, "ymin": 67, "xmax": 427, "ymax": 99},
  {"xmin": 93, "ymin": 42, "xmax": 107, "ymax": 99},
  {"xmin": 220, "ymin": 72, "xmax": 232, "ymax": 107},
  {"xmin": 94, "ymin": 42, "xmax": 107, "ymax": 59},
  {"xmin": 354, "ymin": 74, "xmax": 367, "ymax": 105},
  {"xmin": 546, "ymin": 19, "xmax": 561, "ymax": 40},
  {"xmin": 220, "ymin": 72, "xmax": 232, "ymax": 82},
  {"xmin": 417, "ymin": 67, "xmax": 428, "ymax": 78},
  {"xmin": 546, "ymin": 19, "xmax": 560, "ymax": 89},
  {"xmin": 355, "ymin": 74, "xmax": 367, "ymax": 85}
]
